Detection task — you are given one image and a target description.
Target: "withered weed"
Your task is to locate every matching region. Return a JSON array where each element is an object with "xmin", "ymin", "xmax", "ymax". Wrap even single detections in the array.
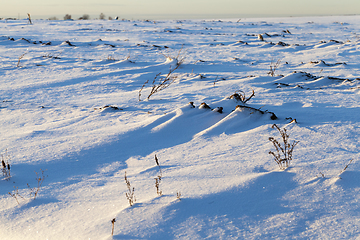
[{"xmin": 269, "ymin": 124, "xmax": 299, "ymax": 169}]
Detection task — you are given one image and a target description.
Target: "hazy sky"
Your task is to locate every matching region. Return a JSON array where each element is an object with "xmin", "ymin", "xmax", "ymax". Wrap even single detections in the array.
[{"xmin": 1, "ymin": 0, "xmax": 359, "ymax": 19}]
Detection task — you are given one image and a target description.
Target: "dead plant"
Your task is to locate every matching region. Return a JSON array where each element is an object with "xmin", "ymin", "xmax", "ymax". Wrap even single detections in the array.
[
  {"xmin": 106, "ymin": 55, "xmax": 118, "ymax": 61},
  {"xmin": 269, "ymin": 124, "xmax": 299, "ymax": 169},
  {"xmin": 268, "ymin": 59, "xmax": 281, "ymax": 77},
  {"xmin": 338, "ymin": 159, "xmax": 353, "ymax": 179},
  {"xmin": 111, "ymin": 218, "xmax": 116, "ymax": 236},
  {"xmin": 317, "ymin": 172, "xmax": 325, "ymax": 178},
  {"xmin": 124, "ymin": 171, "xmax": 136, "ymax": 206},
  {"xmin": 1, "ymin": 149, "xmax": 11, "ymax": 180},
  {"xmin": 27, "ymin": 169, "xmax": 47, "ymax": 200},
  {"xmin": 176, "ymin": 191, "xmax": 181, "ymax": 201},
  {"xmin": 138, "ymin": 63, "xmax": 182, "ymax": 101},
  {"xmin": 17, "ymin": 52, "xmax": 27, "ymax": 68},
  {"xmin": 42, "ymin": 52, "xmax": 61, "ymax": 59},
  {"xmin": 154, "ymin": 155, "xmax": 163, "ymax": 196},
  {"xmin": 8, "ymin": 169, "xmax": 46, "ymax": 204},
  {"xmin": 154, "ymin": 177, "xmax": 162, "ymax": 196},
  {"xmin": 161, "ymin": 45, "xmax": 186, "ymax": 66},
  {"xmin": 229, "ymin": 89, "xmax": 255, "ymax": 104},
  {"xmin": 27, "ymin": 13, "xmax": 32, "ymax": 25},
  {"xmin": 8, "ymin": 187, "xmax": 24, "ymax": 205},
  {"xmin": 138, "ymin": 47, "xmax": 185, "ymax": 101}
]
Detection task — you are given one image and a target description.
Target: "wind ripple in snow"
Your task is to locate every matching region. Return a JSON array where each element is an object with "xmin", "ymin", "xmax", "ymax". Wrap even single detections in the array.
[{"xmin": 150, "ymin": 101, "xmax": 276, "ymax": 140}]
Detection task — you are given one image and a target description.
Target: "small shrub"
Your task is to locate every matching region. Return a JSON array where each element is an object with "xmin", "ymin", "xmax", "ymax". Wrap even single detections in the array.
[
  {"xmin": 79, "ymin": 14, "xmax": 90, "ymax": 20},
  {"xmin": 64, "ymin": 14, "xmax": 72, "ymax": 20},
  {"xmin": 124, "ymin": 171, "xmax": 136, "ymax": 206},
  {"xmin": 269, "ymin": 124, "xmax": 299, "ymax": 169}
]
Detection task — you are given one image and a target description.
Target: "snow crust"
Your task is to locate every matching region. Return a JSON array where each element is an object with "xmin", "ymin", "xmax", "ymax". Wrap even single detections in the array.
[{"xmin": 1, "ymin": 16, "xmax": 360, "ymax": 239}]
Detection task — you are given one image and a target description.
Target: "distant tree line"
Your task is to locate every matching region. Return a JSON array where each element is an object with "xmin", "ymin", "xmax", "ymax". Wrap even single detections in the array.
[
  {"xmin": 1, "ymin": 13, "xmax": 118, "ymax": 21},
  {"xmin": 59, "ymin": 13, "xmax": 114, "ymax": 21}
]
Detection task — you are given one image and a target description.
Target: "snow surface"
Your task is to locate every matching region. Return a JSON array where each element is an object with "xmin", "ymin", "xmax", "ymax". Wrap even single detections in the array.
[{"xmin": 0, "ymin": 16, "xmax": 360, "ymax": 239}]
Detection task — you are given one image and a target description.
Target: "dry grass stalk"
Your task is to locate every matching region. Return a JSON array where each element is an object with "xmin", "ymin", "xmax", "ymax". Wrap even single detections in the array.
[
  {"xmin": 124, "ymin": 171, "xmax": 136, "ymax": 206},
  {"xmin": 339, "ymin": 159, "xmax": 353, "ymax": 176},
  {"xmin": 154, "ymin": 154, "xmax": 162, "ymax": 175},
  {"xmin": 17, "ymin": 52, "xmax": 27, "ymax": 68},
  {"xmin": 111, "ymin": 218, "xmax": 116, "ymax": 236},
  {"xmin": 269, "ymin": 124, "xmax": 299, "ymax": 169},
  {"xmin": 268, "ymin": 59, "xmax": 281, "ymax": 77},
  {"xmin": 176, "ymin": 191, "xmax": 181, "ymax": 200}
]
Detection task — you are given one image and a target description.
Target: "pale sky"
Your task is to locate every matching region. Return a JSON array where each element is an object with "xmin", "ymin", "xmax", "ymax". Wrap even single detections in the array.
[{"xmin": 1, "ymin": 0, "xmax": 359, "ymax": 20}]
